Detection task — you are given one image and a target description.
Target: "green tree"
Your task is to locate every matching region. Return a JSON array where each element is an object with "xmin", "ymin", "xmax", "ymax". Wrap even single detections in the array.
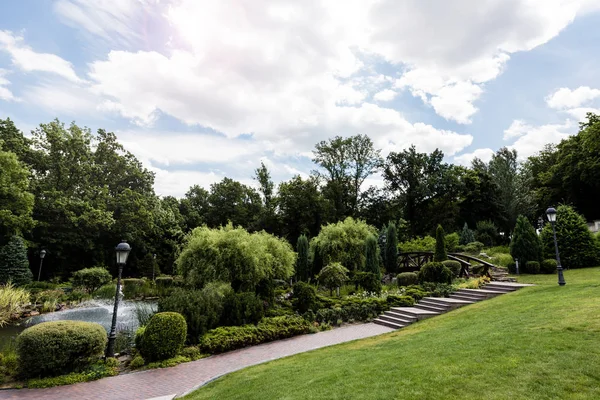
[
  {"xmin": 510, "ymin": 215, "xmax": 542, "ymax": 266},
  {"xmin": 318, "ymin": 262, "xmax": 349, "ymax": 296},
  {"xmin": 385, "ymin": 222, "xmax": 398, "ymax": 273},
  {"xmin": 476, "ymin": 220, "xmax": 499, "ymax": 247},
  {"xmin": 179, "ymin": 185, "xmax": 210, "ymax": 232},
  {"xmin": 433, "ymin": 225, "xmax": 448, "ymax": 262},
  {"xmin": 206, "ymin": 178, "xmax": 262, "ymax": 230},
  {"xmin": 296, "ymin": 235, "xmax": 310, "ymax": 282},
  {"xmin": 253, "ymin": 162, "xmax": 280, "ymax": 234},
  {"xmin": 364, "ymin": 234, "xmax": 379, "ymax": 277},
  {"xmin": 459, "ymin": 223, "xmax": 475, "ymax": 245},
  {"xmin": 0, "ymin": 235, "xmax": 32, "ymax": 286},
  {"xmin": 0, "ymin": 144, "xmax": 35, "ymax": 243},
  {"xmin": 539, "ymin": 205, "xmax": 600, "ymax": 268}
]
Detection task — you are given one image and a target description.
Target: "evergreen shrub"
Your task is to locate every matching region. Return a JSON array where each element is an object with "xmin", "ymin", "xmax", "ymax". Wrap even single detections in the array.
[
  {"xmin": 292, "ymin": 282, "xmax": 317, "ymax": 313},
  {"xmin": 541, "ymin": 259, "xmax": 558, "ymax": 274},
  {"xmin": 418, "ymin": 262, "xmax": 453, "ymax": 284},
  {"xmin": 442, "ymin": 260, "xmax": 462, "ymax": 277},
  {"xmin": 525, "ymin": 261, "xmax": 540, "ymax": 274},
  {"xmin": 396, "ymin": 272, "xmax": 419, "ymax": 287},
  {"xmin": 72, "ymin": 267, "xmax": 112, "ymax": 294},
  {"xmin": 139, "ymin": 312, "xmax": 187, "ymax": 362},
  {"xmin": 0, "ymin": 236, "xmax": 32, "ymax": 286}
]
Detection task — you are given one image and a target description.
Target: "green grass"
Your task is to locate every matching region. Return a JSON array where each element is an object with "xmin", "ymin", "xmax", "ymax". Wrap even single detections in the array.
[{"xmin": 185, "ymin": 268, "xmax": 600, "ymax": 400}]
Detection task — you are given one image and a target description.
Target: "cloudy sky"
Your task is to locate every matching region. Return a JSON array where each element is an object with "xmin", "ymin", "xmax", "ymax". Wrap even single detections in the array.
[{"xmin": 1, "ymin": 0, "xmax": 600, "ymax": 197}]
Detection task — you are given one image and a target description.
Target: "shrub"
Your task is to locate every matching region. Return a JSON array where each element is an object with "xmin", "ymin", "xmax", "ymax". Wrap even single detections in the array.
[
  {"xmin": 445, "ymin": 233, "xmax": 460, "ymax": 252},
  {"xmin": 318, "ymin": 262, "xmax": 349, "ymax": 295},
  {"xmin": 296, "ymin": 235, "xmax": 310, "ymax": 281},
  {"xmin": 181, "ymin": 346, "xmax": 203, "ymax": 361},
  {"xmin": 464, "ymin": 241, "xmax": 484, "ymax": 255},
  {"xmin": 220, "ymin": 291, "xmax": 265, "ymax": 327},
  {"xmin": 139, "ymin": 312, "xmax": 187, "ymax": 362},
  {"xmin": 0, "ymin": 283, "xmax": 30, "ymax": 326},
  {"xmin": 442, "ymin": 260, "xmax": 462, "ymax": 277},
  {"xmin": 434, "ymin": 225, "xmax": 448, "ymax": 262},
  {"xmin": 398, "ymin": 236, "xmax": 435, "ymax": 253},
  {"xmin": 122, "ymin": 278, "xmax": 148, "ymax": 299},
  {"xmin": 94, "ymin": 283, "xmax": 117, "ymax": 299},
  {"xmin": 146, "ymin": 355, "xmax": 190, "ymax": 369},
  {"xmin": 418, "ymin": 262, "xmax": 452, "ymax": 284},
  {"xmin": 292, "ymin": 282, "xmax": 317, "ymax": 313},
  {"xmin": 491, "ymin": 253, "xmax": 514, "ymax": 268},
  {"xmin": 386, "ymin": 295, "xmax": 415, "ymax": 307},
  {"xmin": 72, "ymin": 267, "xmax": 112, "ymax": 294},
  {"xmin": 525, "ymin": 261, "xmax": 540, "ymax": 274},
  {"xmin": 471, "ymin": 264, "xmax": 489, "ymax": 276},
  {"xmin": 541, "ymin": 259, "xmax": 558, "ymax": 274},
  {"xmin": 476, "ymin": 220, "xmax": 499, "ymax": 247},
  {"xmin": 17, "ymin": 321, "xmax": 106, "ymax": 378},
  {"xmin": 364, "ymin": 235, "xmax": 380, "ymax": 277},
  {"xmin": 26, "ymin": 361, "xmax": 118, "ymax": 388},
  {"xmin": 134, "ymin": 326, "xmax": 145, "ymax": 349},
  {"xmin": 353, "ymin": 271, "xmax": 381, "ymax": 294},
  {"xmin": 420, "ymin": 282, "xmax": 455, "ymax": 297},
  {"xmin": 510, "ymin": 215, "xmax": 542, "ymax": 266},
  {"xmin": 177, "ymin": 224, "xmax": 296, "ymax": 292},
  {"xmin": 199, "ymin": 316, "xmax": 311, "ymax": 354},
  {"xmin": 309, "ymin": 217, "xmax": 379, "ymax": 273},
  {"xmin": 397, "ymin": 272, "xmax": 419, "ymax": 287},
  {"xmin": 0, "ymin": 236, "xmax": 32, "ymax": 286},
  {"xmin": 404, "ymin": 287, "xmax": 428, "ymax": 301},
  {"xmin": 155, "ymin": 276, "xmax": 174, "ymax": 288},
  {"xmin": 540, "ymin": 205, "xmax": 600, "ymax": 268},
  {"xmin": 129, "ymin": 355, "xmax": 145, "ymax": 369},
  {"xmin": 459, "ymin": 223, "xmax": 475, "ymax": 245},
  {"xmin": 385, "ymin": 222, "xmax": 398, "ymax": 273}
]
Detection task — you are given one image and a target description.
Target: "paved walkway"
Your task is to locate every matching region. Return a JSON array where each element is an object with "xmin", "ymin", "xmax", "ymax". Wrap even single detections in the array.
[{"xmin": 0, "ymin": 323, "xmax": 393, "ymax": 400}]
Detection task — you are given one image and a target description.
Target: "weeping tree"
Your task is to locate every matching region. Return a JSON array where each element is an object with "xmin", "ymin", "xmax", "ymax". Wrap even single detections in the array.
[
  {"xmin": 434, "ymin": 225, "xmax": 448, "ymax": 262},
  {"xmin": 364, "ymin": 234, "xmax": 379, "ymax": 278},
  {"xmin": 296, "ymin": 235, "xmax": 310, "ymax": 281},
  {"xmin": 385, "ymin": 222, "xmax": 398, "ymax": 273}
]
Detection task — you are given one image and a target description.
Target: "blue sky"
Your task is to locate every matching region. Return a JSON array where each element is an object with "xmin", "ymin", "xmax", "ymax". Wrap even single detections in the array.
[{"xmin": 1, "ymin": 0, "xmax": 600, "ymax": 197}]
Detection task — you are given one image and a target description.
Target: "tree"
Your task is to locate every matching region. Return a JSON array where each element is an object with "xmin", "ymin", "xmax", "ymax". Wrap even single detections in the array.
[
  {"xmin": 206, "ymin": 178, "xmax": 262, "ymax": 229},
  {"xmin": 296, "ymin": 235, "xmax": 310, "ymax": 282},
  {"xmin": 476, "ymin": 220, "xmax": 499, "ymax": 247},
  {"xmin": 433, "ymin": 225, "xmax": 448, "ymax": 262},
  {"xmin": 459, "ymin": 223, "xmax": 475, "ymax": 245},
  {"xmin": 0, "ymin": 144, "xmax": 35, "ymax": 243},
  {"xmin": 385, "ymin": 222, "xmax": 398, "ymax": 273},
  {"xmin": 72, "ymin": 267, "xmax": 112, "ymax": 293},
  {"xmin": 253, "ymin": 162, "xmax": 280, "ymax": 234},
  {"xmin": 0, "ymin": 235, "xmax": 32, "ymax": 286},
  {"xmin": 364, "ymin": 234, "xmax": 379, "ymax": 278},
  {"xmin": 539, "ymin": 205, "xmax": 600, "ymax": 268},
  {"xmin": 179, "ymin": 185, "xmax": 210, "ymax": 232},
  {"xmin": 510, "ymin": 215, "xmax": 542, "ymax": 266},
  {"xmin": 318, "ymin": 262, "xmax": 349, "ymax": 296}
]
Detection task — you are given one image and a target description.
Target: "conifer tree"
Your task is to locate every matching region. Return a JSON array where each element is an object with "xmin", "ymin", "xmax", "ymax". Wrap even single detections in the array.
[
  {"xmin": 459, "ymin": 222, "xmax": 475, "ymax": 245},
  {"xmin": 434, "ymin": 225, "xmax": 448, "ymax": 262},
  {"xmin": 385, "ymin": 222, "xmax": 398, "ymax": 273},
  {"xmin": 296, "ymin": 235, "xmax": 309, "ymax": 281},
  {"xmin": 364, "ymin": 234, "xmax": 379, "ymax": 277},
  {"xmin": 0, "ymin": 235, "xmax": 32, "ymax": 286},
  {"xmin": 510, "ymin": 215, "xmax": 542, "ymax": 266}
]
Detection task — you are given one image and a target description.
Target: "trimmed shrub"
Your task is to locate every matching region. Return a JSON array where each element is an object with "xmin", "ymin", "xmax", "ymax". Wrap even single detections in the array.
[
  {"xmin": 434, "ymin": 225, "xmax": 448, "ymax": 262},
  {"xmin": 525, "ymin": 261, "xmax": 540, "ymax": 274},
  {"xmin": 510, "ymin": 215, "xmax": 542, "ymax": 266},
  {"xmin": 385, "ymin": 222, "xmax": 398, "ymax": 273},
  {"xmin": 292, "ymin": 282, "xmax": 317, "ymax": 313},
  {"xmin": 404, "ymin": 287, "xmax": 428, "ymax": 301},
  {"xmin": 181, "ymin": 346, "xmax": 203, "ymax": 361},
  {"xmin": 318, "ymin": 262, "xmax": 349, "ymax": 295},
  {"xmin": 418, "ymin": 262, "xmax": 453, "ymax": 284},
  {"xmin": 17, "ymin": 321, "xmax": 106, "ymax": 378},
  {"xmin": 220, "ymin": 292, "xmax": 265, "ymax": 327},
  {"xmin": 464, "ymin": 241, "xmax": 484, "ymax": 255},
  {"xmin": 353, "ymin": 271, "xmax": 381, "ymax": 294},
  {"xmin": 0, "ymin": 236, "xmax": 32, "ymax": 286},
  {"xmin": 420, "ymin": 282, "xmax": 455, "ymax": 297},
  {"xmin": 459, "ymin": 223, "xmax": 475, "ymax": 245},
  {"xmin": 386, "ymin": 295, "xmax": 415, "ymax": 307},
  {"xmin": 442, "ymin": 260, "xmax": 462, "ymax": 277},
  {"xmin": 72, "ymin": 267, "xmax": 112, "ymax": 294},
  {"xmin": 199, "ymin": 316, "xmax": 312, "ymax": 354},
  {"xmin": 397, "ymin": 272, "xmax": 419, "ymax": 287},
  {"xmin": 122, "ymin": 278, "xmax": 147, "ymax": 299},
  {"xmin": 540, "ymin": 205, "xmax": 600, "ymax": 268},
  {"xmin": 296, "ymin": 235, "xmax": 310, "ymax": 282},
  {"xmin": 139, "ymin": 312, "xmax": 187, "ymax": 362},
  {"xmin": 541, "ymin": 259, "xmax": 558, "ymax": 274},
  {"xmin": 129, "ymin": 355, "xmax": 145, "ymax": 369}
]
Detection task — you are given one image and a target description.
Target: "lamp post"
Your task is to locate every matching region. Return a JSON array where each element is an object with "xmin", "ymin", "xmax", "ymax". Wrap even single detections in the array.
[
  {"xmin": 37, "ymin": 249, "xmax": 46, "ymax": 281},
  {"xmin": 152, "ymin": 253, "xmax": 156, "ymax": 281},
  {"xmin": 106, "ymin": 240, "xmax": 131, "ymax": 358},
  {"xmin": 546, "ymin": 207, "xmax": 566, "ymax": 286}
]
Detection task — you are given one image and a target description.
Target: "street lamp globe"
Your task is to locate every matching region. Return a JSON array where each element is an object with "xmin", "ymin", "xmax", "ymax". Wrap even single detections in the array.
[
  {"xmin": 546, "ymin": 207, "xmax": 557, "ymax": 223},
  {"xmin": 115, "ymin": 240, "xmax": 131, "ymax": 265},
  {"xmin": 40, "ymin": 249, "xmax": 47, "ymax": 259}
]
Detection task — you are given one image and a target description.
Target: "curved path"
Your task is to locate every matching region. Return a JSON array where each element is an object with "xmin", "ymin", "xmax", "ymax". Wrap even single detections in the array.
[{"xmin": 0, "ymin": 323, "xmax": 393, "ymax": 400}]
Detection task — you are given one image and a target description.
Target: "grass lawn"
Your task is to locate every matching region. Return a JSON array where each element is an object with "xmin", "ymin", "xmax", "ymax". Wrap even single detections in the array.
[{"xmin": 185, "ymin": 268, "xmax": 600, "ymax": 400}]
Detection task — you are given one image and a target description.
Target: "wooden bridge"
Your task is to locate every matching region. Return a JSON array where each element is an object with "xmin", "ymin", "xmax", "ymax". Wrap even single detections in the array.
[{"xmin": 397, "ymin": 252, "xmax": 497, "ymax": 277}]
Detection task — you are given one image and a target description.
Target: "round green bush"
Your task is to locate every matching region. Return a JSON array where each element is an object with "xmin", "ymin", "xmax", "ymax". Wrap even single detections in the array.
[
  {"xmin": 442, "ymin": 260, "xmax": 462, "ymax": 277},
  {"xmin": 540, "ymin": 259, "xmax": 558, "ymax": 274},
  {"xmin": 140, "ymin": 312, "xmax": 187, "ymax": 362},
  {"xmin": 418, "ymin": 262, "xmax": 453, "ymax": 284},
  {"xmin": 525, "ymin": 261, "xmax": 540, "ymax": 274},
  {"xmin": 397, "ymin": 272, "xmax": 419, "ymax": 287},
  {"xmin": 292, "ymin": 282, "xmax": 317, "ymax": 313},
  {"xmin": 386, "ymin": 295, "xmax": 415, "ymax": 307},
  {"xmin": 16, "ymin": 321, "xmax": 106, "ymax": 378},
  {"xmin": 129, "ymin": 355, "xmax": 145, "ymax": 369}
]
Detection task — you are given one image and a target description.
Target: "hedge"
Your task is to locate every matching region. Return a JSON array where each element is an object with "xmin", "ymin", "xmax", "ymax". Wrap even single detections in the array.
[
  {"xmin": 418, "ymin": 262, "xmax": 453, "ymax": 284},
  {"xmin": 541, "ymin": 259, "xmax": 558, "ymax": 274},
  {"xmin": 397, "ymin": 272, "xmax": 418, "ymax": 286}
]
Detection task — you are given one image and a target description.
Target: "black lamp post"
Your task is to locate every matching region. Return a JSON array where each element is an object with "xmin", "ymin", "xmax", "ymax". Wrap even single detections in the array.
[
  {"xmin": 546, "ymin": 207, "xmax": 566, "ymax": 286},
  {"xmin": 106, "ymin": 240, "xmax": 131, "ymax": 358},
  {"xmin": 37, "ymin": 249, "xmax": 46, "ymax": 281},
  {"xmin": 152, "ymin": 253, "xmax": 157, "ymax": 281}
]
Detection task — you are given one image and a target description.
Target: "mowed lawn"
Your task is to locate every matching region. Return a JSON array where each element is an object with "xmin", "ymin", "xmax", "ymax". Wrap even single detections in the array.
[{"xmin": 185, "ymin": 268, "xmax": 600, "ymax": 400}]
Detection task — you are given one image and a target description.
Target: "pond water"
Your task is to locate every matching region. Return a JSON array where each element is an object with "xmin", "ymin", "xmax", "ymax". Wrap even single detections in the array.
[{"xmin": 0, "ymin": 300, "xmax": 157, "ymax": 348}]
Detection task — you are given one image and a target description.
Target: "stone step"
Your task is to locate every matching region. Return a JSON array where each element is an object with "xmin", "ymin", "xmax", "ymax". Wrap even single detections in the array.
[
  {"xmin": 373, "ymin": 318, "xmax": 406, "ymax": 330},
  {"xmin": 414, "ymin": 303, "xmax": 448, "ymax": 313},
  {"xmin": 454, "ymin": 290, "xmax": 488, "ymax": 299},
  {"xmin": 390, "ymin": 307, "xmax": 441, "ymax": 320},
  {"xmin": 480, "ymin": 284, "xmax": 515, "ymax": 293},
  {"xmin": 385, "ymin": 309, "xmax": 418, "ymax": 321},
  {"xmin": 450, "ymin": 294, "xmax": 485, "ymax": 302},
  {"xmin": 456, "ymin": 288, "xmax": 505, "ymax": 298},
  {"xmin": 418, "ymin": 299, "xmax": 452, "ymax": 310},
  {"xmin": 423, "ymin": 297, "xmax": 474, "ymax": 309},
  {"xmin": 485, "ymin": 282, "xmax": 533, "ymax": 290},
  {"xmin": 379, "ymin": 313, "xmax": 415, "ymax": 325}
]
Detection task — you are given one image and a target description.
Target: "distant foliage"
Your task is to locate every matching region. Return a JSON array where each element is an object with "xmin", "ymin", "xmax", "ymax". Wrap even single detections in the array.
[
  {"xmin": 459, "ymin": 223, "xmax": 475, "ymax": 245},
  {"xmin": 71, "ymin": 267, "xmax": 112, "ymax": 294},
  {"xmin": 296, "ymin": 235, "xmax": 310, "ymax": 281},
  {"xmin": 139, "ymin": 312, "xmax": 187, "ymax": 362},
  {"xmin": 434, "ymin": 225, "xmax": 448, "ymax": 262},
  {"xmin": 385, "ymin": 222, "xmax": 398, "ymax": 273},
  {"xmin": 540, "ymin": 205, "xmax": 600, "ymax": 268},
  {"xmin": 418, "ymin": 262, "xmax": 453, "ymax": 284},
  {"xmin": 177, "ymin": 224, "xmax": 295, "ymax": 292},
  {"xmin": 0, "ymin": 235, "xmax": 32, "ymax": 286},
  {"xmin": 476, "ymin": 220, "xmax": 499, "ymax": 247},
  {"xmin": 318, "ymin": 262, "xmax": 349, "ymax": 295},
  {"xmin": 463, "ymin": 241, "xmax": 484, "ymax": 255},
  {"xmin": 398, "ymin": 236, "xmax": 435, "ymax": 253},
  {"xmin": 310, "ymin": 217, "xmax": 379, "ymax": 272},
  {"xmin": 138, "ymin": 253, "xmax": 159, "ymax": 280},
  {"xmin": 510, "ymin": 215, "xmax": 542, "ymax": 265},
  {"xmin": 445, "ymin": 233, "xmax": 460, "ymax": 252}
]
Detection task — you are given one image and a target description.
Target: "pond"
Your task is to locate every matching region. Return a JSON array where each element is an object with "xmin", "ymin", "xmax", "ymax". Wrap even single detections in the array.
[{"xmin": 0, "ymin": 300, "xmax": 157, "ymax": 348}]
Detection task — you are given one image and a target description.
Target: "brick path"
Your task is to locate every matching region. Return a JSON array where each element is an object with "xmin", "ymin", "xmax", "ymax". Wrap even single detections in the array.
[{"xmin": 0, "ymin": 323, "xmax": 393, "ymax": 400}]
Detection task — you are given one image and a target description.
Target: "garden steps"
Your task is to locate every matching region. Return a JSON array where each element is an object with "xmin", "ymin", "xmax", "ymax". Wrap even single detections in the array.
[{"xmin": 374, "ymin": 282, "xmax": 535, "ymax": 330}]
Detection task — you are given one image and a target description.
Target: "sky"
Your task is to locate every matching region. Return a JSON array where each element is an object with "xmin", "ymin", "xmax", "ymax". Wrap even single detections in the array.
[{"xmin": 1, "ymin": 0, "xmax": 600, "ymax": 198}]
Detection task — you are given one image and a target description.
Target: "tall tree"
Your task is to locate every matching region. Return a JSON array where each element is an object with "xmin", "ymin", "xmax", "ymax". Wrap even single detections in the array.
[
  {"xmin": 253, "ymin": 162, "xmax": 280, "ymax": 234},
  {"xmin": 510, "ymin": 215, "xmax": 542, "ymax": 266},
  {"xmin": 385, "ymin": 222, "xmax": 398, "ymax": 273},
  {"xmin": 179, "ymin": 185, "xmax": 210, "ymax": 232},
  {"xmin": 296, "ymin": 235, "xmax": 310, "ymax": 282},
  {"xmin": 206, "ymin": 178, "xmax": 262, "ymax": 229},
  {"xmin": 433, "ymin": 225, "xmax": 448, "ymax": 262},
  {"xmin": 364, "ymin": 234, "xmax": 379, "ymax": 277}
]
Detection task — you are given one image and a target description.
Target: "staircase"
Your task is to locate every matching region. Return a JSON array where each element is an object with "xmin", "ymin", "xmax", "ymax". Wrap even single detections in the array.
[
  {"xmin": 490, "ymin": 266, "xmax": 516, "ymax": 282},
  {"xmin": 374, "ymin": 282, "xmax": 533, "ymax": 330}
]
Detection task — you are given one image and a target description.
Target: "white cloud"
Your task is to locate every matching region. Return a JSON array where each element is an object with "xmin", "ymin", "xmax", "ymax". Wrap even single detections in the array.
[
  {"xmin": 565, "ymin": 107, "xmax": 600, "ymax": 121},
  {"xmin": 453, "ymin": 148, "xmax": 495, "ymax": 166},
  {"xmin": 0, "ymin": 69, "xmax": 17, "ymax": 101},
  {"xmin": 504, "ymin": 120, "xmax": 574, "ymax": 159},
  {"xmin": 153, "ymin": 168, "xmax": 223, "ymax": 198},
  {"xmin": 373, "ymin": 89, "xmax": 397, "ymax": 102},
  {"xmin": 0, "ymin": 30, "xmax": 82, "ymax": 83},
  {"xmin": 546, "ymin": 86, "xmax": 600, "ymax": 109},
  {"xmin": 23, "ymin": 81, "xmax": 98, "ymax": 115}
]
